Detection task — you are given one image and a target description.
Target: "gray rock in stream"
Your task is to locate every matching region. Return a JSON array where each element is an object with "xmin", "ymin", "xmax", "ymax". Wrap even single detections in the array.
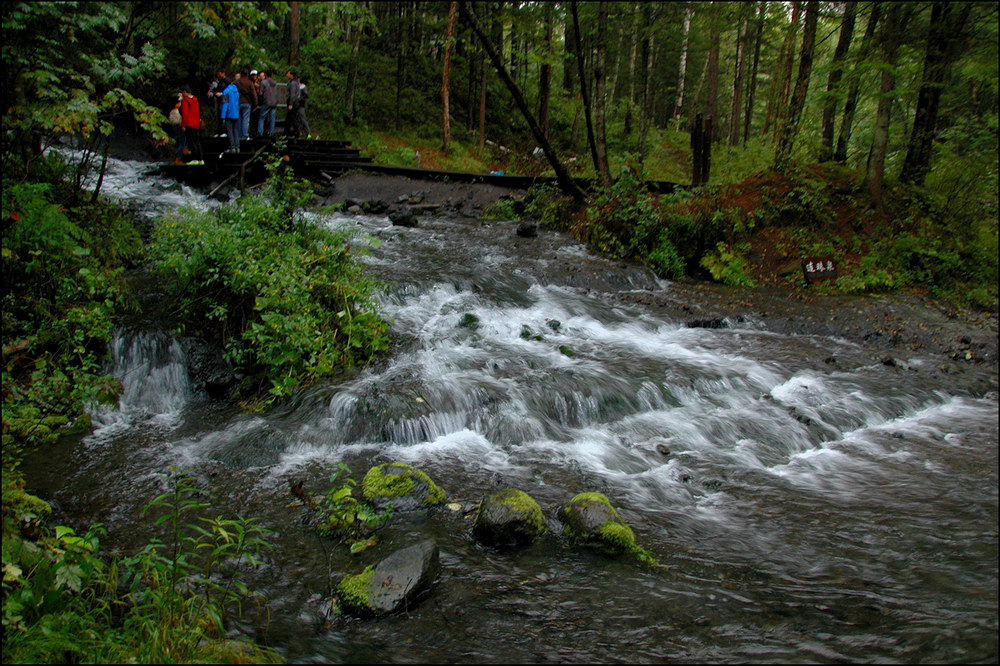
[
  {"xmin": 335, "ymin": 540, "xmax": 440, "ymax": 617},
  {"xmin": 389, "ymin": 208, "xmax": 418, "ymax": 227},
  {"xmin": 180, "ymin": 337, "xmax": 238, "ymax": 397},
  {"xmin": 473, "ymin": 488, "xmax": 546, "ymax": 548}
]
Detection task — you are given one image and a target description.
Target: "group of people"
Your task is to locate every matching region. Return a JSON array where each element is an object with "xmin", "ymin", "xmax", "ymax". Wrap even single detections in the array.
[{"xmin": 173, "ymin": 67, "xmax": 311, "ymax": 163}]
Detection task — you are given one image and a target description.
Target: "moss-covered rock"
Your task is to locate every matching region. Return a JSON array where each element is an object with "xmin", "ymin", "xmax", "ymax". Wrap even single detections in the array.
[
  {"xmin": 335, "ymin": 540, "xmax": 441, "ymax": 617},
  {"xmin": 473, "ymin": 488, "xmax": 546, "ymax": 547},
  {"xmin": 559, "ymin": 491, "xmax": 658, "ymax": 565},
  {"xmin": 361, "ymin": 462, "xmax": 445, "ymax": 510}
]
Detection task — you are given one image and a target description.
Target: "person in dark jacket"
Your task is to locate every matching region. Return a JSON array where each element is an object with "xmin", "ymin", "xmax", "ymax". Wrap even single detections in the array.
[
  {"xmin": 219, "ymin": 76, "xmax": 241, "ymax": 153},
  {"xmin": 256, "ymin": 70, "xmax": 279, "ymax": 138},
  {"xmin": 206, "ymin": 68, "xmax": 227, "ymax": 136},
  {"xmin": 284, "ymin": 69, "xmax": 310, "ymax": 139},
  {"xmin": 235, "ymin": 68, "xmax": 257, "ymax": 140}
]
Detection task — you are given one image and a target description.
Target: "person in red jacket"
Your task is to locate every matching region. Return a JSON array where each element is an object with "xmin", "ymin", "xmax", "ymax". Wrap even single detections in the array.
[{"xmin": 178, "ymin": 84, "xmax": 204, "ymax": 165}]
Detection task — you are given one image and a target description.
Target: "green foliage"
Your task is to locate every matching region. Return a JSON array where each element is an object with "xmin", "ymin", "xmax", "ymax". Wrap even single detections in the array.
[
  {"xmin": 482, "ymin": 197, "xmax": 519, "ymax": 220},
  {"xmin": 700, "ymin": 242, "xmax": 756, "ymax": 288},
  {"xmin": 524, "ymin": 183, "xmax": 576, "ymax": 229},
  {"xmin": 2, "ymin": 178, "xmax": 135, "ymax": 470},
  {"xmin": 149, "ymin": 160, "xmax": 390, "ymax": 403},
  {"xmin": 314, "ymin": 463, "xmax": 392, "ymax": 553},
  {"xmin": 3, "ymin": 468, "xmax": 281, "ymax": 664}
]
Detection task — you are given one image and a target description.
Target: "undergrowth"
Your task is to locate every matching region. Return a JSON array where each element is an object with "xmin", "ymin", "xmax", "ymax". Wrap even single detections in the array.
[
  {"xmin": 149, "ymin": 156, "xmax": 391, "ymax": 405},
  {"xmin": 3, "ymin": 468, "xmax": 282, "ymax": 663}
]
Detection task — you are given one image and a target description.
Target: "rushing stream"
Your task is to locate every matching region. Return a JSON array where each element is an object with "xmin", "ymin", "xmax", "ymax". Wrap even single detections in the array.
[{"xmin": 24, "ymin": 154, "xmax": 998, "ymax": 663}]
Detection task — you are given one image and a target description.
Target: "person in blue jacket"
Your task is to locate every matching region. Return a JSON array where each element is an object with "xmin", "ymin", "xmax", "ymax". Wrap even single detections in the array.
[{"xmin": 219, "ymin": 74, "xmax": 241, "ymax": 154}]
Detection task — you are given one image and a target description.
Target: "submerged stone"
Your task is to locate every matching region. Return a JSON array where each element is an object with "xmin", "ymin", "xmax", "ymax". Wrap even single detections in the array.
[
  {"xmin": 473, "ymin": 488, "xmax": 546, "ymax": 548},
  {"xmin": 559, "ymin": 492, "xmax": 657, "ymax": 564},
  {"xmin": 336, "ymin": 540, "xmax": 440, "ymax": 617},
  {"xmin": 362, "ymin": 462, "xmax": 446, "ymax": 510}
]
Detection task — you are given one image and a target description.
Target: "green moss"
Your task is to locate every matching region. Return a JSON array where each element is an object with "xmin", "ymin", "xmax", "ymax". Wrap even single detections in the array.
[
  {"xmin": 568, "ymin": 491, "xmax": 618, "ymax": 515},
  {"xmin": 494, "ymin": 488, "xmax": 545, "ymax": 535},
  {"xmin": 362, "ymin": 463, "xmax": 445, "ymax": 505},
  {"xmin": 598, "ymin": 521, "xmax": 637, "ymax": 551},
  {"xmin": 562, "ymin": 492, "xmax": 659, "ymax": 566},
  {"xmin": 336, "ymin": 565, "xmax": 376, "ymax": 614}
]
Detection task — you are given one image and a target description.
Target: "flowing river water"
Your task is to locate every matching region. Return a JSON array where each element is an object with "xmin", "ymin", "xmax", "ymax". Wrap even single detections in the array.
[{"xmin": 23, "ymin": 154, "xmax": 998, "ymax": 663}]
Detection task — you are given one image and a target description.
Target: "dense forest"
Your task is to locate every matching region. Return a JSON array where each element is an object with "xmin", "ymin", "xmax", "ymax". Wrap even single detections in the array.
[{"xmin": 2, "ymin": 2, "xmax": 998, "ymax": 663}]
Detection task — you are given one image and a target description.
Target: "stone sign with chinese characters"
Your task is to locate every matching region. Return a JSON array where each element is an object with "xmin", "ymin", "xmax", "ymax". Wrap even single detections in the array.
[{"xmin": 802, "ymin": 257, "xmax": 837, "ymax": 283}]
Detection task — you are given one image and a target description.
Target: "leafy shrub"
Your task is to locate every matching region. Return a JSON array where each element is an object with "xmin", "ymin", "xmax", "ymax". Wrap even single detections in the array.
[
  {"xmin": 313, "ymin": 463, "xmax": 393, "ymax": 554},
  {"xmin": 3, "ymin": 468, "xmax": 281, "ymax": 664},
  {"xmin": 2, "ymin": 181, "xmax": 132, "ymax": 468},
  {"xmin": 149, "ymin": 160, "xmax": 390, "ymax": 403},
  {"xmin": 700, "ymin": 242, "xmax": 756, "ymax": 288}
]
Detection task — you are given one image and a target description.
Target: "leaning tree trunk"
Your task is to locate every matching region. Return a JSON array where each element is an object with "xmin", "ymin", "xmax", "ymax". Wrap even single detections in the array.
[
  {"xmin": 774, "ymin": 0, "xmax": 818, "ymax": 171},
  {"xmin": 819, "ymin": 0, "xmax": 857, "ymax": 162},
  {"xmin": 836, "ymin": 2, "xmax": 882, "ymax": 163},
  {"xmin": 459, "ymin": 1, "xmax": 587, "ymax": 201}
]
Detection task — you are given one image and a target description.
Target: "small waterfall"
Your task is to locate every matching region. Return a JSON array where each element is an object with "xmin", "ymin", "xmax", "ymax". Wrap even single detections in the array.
[
  {"xmin": 26, "ymin": 154, "xmax": 995, "ymax": 665},
  {"xmin": 88, "ymin": 328, "xmax": 192, "ymax": 436}
]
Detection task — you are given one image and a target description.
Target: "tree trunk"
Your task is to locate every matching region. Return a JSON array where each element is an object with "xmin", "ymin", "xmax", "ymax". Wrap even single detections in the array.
[
  {"xmin": 672, "ymin": 4, "xmax": 693, "ymax": 123},
  {"xmin": 478, "ymin": 51, "xmax": 488, "ymax": 151},
  {"xmin": 593, "ymin": 0, "xmax": 612, "ymax": 187},
  {"xmin": 706, "ymin": 13, "xmax": 720, "ymax": 145},
  {"xmin": 819, "ymin": 1, "xmax": 857, "ymax": 162},
  {"xmin": 865, "ymin": 3, "xmax": 910, "ymax": 207},
  {"xmin": 441, "ymin": 1, "xmax": 457, "ymax": 153},
  {"xmin": 836, "ymin": 2, "xmax": 882, "ymax": 163},
  {"xmin": 571, "ymin": 1, "xmax": 600, "ymax": 181},
  {"xmin": 774, "ymin": 0, "xmax": 817, "ymax": 170},
  {"xmin": 563, "ymin": 9, "xmax": 576, "ymax": 94},
  {"xmin": 345, "ymin": 4, "xmax": 365, "ymax": 121},
  {"xmin": 764, "ymin": 1, "xmax": 800, "ymax": 138},
  {"xmin": 623, "ymin": 4, "xmax": 640, "ymax": 137},
  {"xmin": 289, "ymin": 1, "xmax": 300, "ymax": 67},
  {"xmin": 742, "ymin": 1, "xmax": 765, "ymax": 145},
  {"xmin": 728, "ymin": 4, "xmax": 751, "ymax": 145},
  {"xmin": 538, "ymin": 2, "xmax": 554, "ymax": 139},
  {"xmin": 459, "ymin": 1, "xmax": 587, "ymax": 201},
  {"xmin": 638, "ymin": 9, "xmax": 654, "ymax": 160},
  {"xmin": 899, "ymin": 1, "xmax": 973, "ymax": 186}
]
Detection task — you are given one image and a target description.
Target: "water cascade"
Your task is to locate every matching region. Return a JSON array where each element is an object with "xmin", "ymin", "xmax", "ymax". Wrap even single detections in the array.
[{"xmin": 24, "ymin": 153, "xmax": 998, "ymax": 663}]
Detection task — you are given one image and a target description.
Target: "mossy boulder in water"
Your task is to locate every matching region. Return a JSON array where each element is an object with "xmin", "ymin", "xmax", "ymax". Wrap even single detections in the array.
[
  {"xmin": 361, "ymin": 462, "xmax": 446, "ymax": 510},
  {"xmin": 472, "ymin": 488, "xmax": 546, "ymax": 547},
  {"xmin": 336, "ymin": 540, "xmax": 440, "ymax": 617},
  {"xmin": 559, "ymin": 492, "xmax": 658, "ymax": 564}
]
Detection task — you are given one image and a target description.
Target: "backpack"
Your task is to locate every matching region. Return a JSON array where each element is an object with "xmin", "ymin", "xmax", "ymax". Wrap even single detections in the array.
[{"xmin": 299, "ymin": 84, "xmax": 308, "ymax": 104}]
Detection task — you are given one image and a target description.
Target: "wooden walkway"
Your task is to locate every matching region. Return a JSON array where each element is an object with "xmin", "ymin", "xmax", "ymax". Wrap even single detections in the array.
[{"xmin": 157, "ymin": 136, "xmax": 682, "ymax": 194}]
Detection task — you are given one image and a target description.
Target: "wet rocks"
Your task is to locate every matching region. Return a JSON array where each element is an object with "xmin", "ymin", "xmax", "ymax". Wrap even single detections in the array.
[
  {"xmin": 180, "ymin": 337, "xmax": 238, "ymax": 397},
  {"xmin": 389, "ymin": 208, "xmax": 418, "ymax": 227},
  {"xmin": 361, "ymin": 462, "xmax": 446, "ymax": 510},
  {"xmin": 472, "ymin": 488, "xmax": 546, "ymax": 548},
  {"xmin": 336, "ymin": 540, "xmax": 440, "ymax": 617},
  {"xmin": 559, "ymin": 491, "xmax": 655, "ymax": 563},
  {"xmin": 516, "ymin": 221, "xmax": 538, "ymax": 237}
]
